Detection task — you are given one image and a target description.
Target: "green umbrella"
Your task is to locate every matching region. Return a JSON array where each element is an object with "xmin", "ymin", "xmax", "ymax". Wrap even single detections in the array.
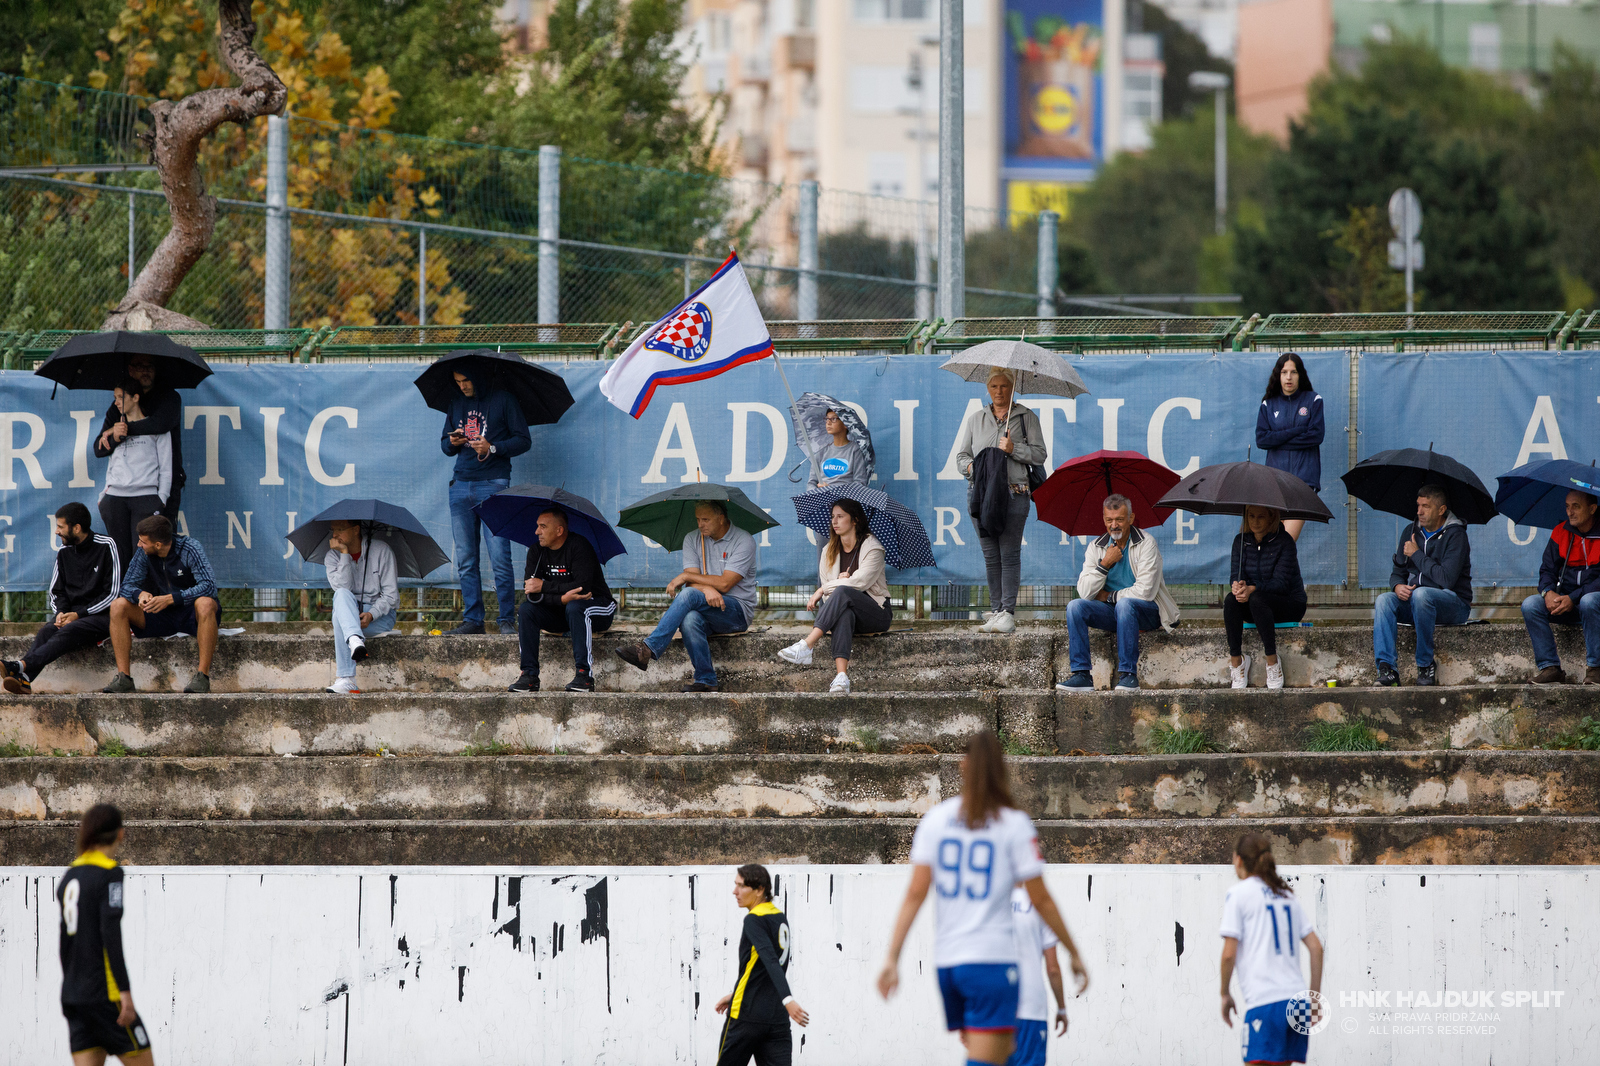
[{"xmin": 617, "ymin": 483, "xmax": 779, "ymax": 549}]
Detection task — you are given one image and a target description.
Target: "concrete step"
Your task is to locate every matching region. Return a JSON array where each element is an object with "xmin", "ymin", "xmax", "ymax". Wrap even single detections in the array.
[
  {"xmin": 2, "ymin": 813, "xmax": 1596, "ymax": 866},
  {"xmin": 2, "ymin": 751, "xmax": 1592, "ymax": 823},
  {"xmin": 2, "ymin": 623, "xmax": 1584, "ymax": 694},
  {"xmin": 2, "ymin": 685, "xmax": 1591, "ymax": 757}
]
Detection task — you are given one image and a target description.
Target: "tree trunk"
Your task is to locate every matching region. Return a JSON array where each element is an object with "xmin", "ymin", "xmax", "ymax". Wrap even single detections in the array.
[{"xmin": 102, "ymin": 0, "xmax": 286, "ymax": 331}]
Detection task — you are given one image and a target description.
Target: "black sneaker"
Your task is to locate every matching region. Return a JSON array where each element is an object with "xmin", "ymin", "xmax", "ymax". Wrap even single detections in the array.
[
  {"xmin": 681, "ymin": 681, "xmax": 720, "ymax": 692},
  {"xmin": 443, "ymin": 622, "xmax": 485, "ymax": 636},
  {"xmin": 1415, "ymin": 664, "xmax": 1437, "ymax": 687},
  {"xmin": 508, "ymin": 671, "xmax": 539, "ymax": 693},
  {"xmin": 1055, "ymin": 670, "xmax": 1094, "ymax": 692},
  {"xmin": 102, "ymin": 672, "xmax": 135, "ymax": 693},
  {"xmin": 1114, "ymin": 673, "xmax": 1140, "ymax": 690},
  {"xmin": 565, "ymin": 672, "xmax": 595, "ymax": 692},
  {"xmin": 0, "ymin": 660, "xmax": 30, "ymax": 695},
  {"xmin": 184, "ymin": 671, "xmax": 211, "ymax": 694},
  {"xmin": 616, "ymin": 642, "xmax": 656, "ymax": 671},
  {"xmin": 1375, "ymin": 662, "xmax": 1400, "ymax": 687}
]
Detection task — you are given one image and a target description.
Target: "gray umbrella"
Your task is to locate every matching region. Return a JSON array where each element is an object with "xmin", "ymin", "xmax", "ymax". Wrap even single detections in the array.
[
  {"xmin": 939, "ymin": 339, "xmax": 1089, "ymax": 398},
  {"xmin": 788, "ymin": 392, "xmax": 875, "ymax": 482}
]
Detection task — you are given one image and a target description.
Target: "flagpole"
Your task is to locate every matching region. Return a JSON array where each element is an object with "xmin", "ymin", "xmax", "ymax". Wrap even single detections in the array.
[{"xmin": 770, "ymin": 347, "xmax": 823, "ymax": 487}]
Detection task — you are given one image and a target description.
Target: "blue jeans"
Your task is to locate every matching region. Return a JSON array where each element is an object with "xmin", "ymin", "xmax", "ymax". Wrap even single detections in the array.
[
  {"xmin": 332, "ymin": 588, "xmax": 397, "ymax": 679},
  {"xmin": 1522, "ymin": 592, "xmax": 1600, "ymax": 670},
  {"xmin": 1067, "ymin": 596, "xmax": 1161, "ymax": 677},
  {"xmin": 449, "ymin": 477, "xmax": 515, "ymax": 628},
  {"xmin": 1373, "ymin": 587, "xmax": 1470, "ymax": 668},
  {"xmin": 643, "ymin": 586, "xmax": 747, "ymax": 686}
]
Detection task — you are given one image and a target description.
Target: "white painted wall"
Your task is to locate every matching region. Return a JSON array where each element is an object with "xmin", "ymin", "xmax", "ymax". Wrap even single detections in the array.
[{"xmin": 1, "ymin": 864, "xmax": 1594, "ymax": 1064}]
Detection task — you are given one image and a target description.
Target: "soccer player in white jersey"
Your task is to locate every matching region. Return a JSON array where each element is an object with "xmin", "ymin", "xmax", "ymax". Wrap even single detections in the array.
[
  {"xmin": 1005, "ymin": 885, "xmax": 1069, "ymax": 1066},
  {"xmin": 878, "ymin": 731, "xmax": 1088, "ymax": 1066},
  {"xmin": 1219, "ymin": 833, "xmax": 1325, "ymax": 1065}
]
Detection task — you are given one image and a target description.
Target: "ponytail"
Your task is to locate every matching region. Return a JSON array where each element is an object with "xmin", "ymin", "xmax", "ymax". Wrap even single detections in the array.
[{"xmin": 1234, "ymin": 832, "xmax": 1291, "ymax": 897}]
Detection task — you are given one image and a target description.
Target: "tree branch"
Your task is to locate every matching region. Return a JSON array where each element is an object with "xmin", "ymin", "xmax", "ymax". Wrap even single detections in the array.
[{"xmin": 104, "ymin": 0, "xmax": 287, "ymax": 329}]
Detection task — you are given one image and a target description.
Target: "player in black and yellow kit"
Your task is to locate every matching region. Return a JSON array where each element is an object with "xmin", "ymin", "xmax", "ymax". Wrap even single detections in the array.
[
  {"xmin": 713, "ymin": 863, "xmax": 810, "ymax": 1066},
  {"xmin": 57, "ymin": 804, "xmax": 155, "ymax": 1065}
]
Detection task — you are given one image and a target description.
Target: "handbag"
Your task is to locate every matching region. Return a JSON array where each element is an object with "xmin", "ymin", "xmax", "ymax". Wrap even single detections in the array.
[{"xmin": 1009, "ymin": 408, "xmax": 1049, "ymax": 494}]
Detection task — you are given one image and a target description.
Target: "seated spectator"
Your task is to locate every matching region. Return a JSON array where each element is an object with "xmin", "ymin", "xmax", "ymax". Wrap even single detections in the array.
[
  {"xmin": 807, "ymin": 409, "xmax": 871, "ymax": 489},
  {"xmin": 776, "ymin": 498, "xmax": 891, "ymax": 695},
  {"xmin": 1523, "ymin": 489, "xmax": 1600, "ymax": 685},
  {"xmin": 509, "ymin": 508, "xmax": 616, "ymax": 694},
  {"xmin": 615, "ymin": 500, "xmax": 756, "ymax": 692},
  {"xmin": 93, "ymin": 352, "xmax": 185, "ymax": 525},
  {"xmin": 0, "ymin": 504, "xmax": 121, "ymax": 695},
  {"xmin": 102, "ymin": 515, "xmax": 219, "ymax": 694},
  {"xmin": 1373, "ymin": 484, "xmax": 1472, "ymax": 687},
  {"xmin": 1057, "ymin": 494, "xmax": 1180, "ymax": 692},
  {"xmin": 323, "ymin": 519, "xmax": 399, "ymax": 696},
  {"xmin": 96, "ymin": 377, "xmax": 172, "ymax": 570},
  {"xmin": 1222, "ymin": 506, "xmax": 1307, "ymax": 690}
]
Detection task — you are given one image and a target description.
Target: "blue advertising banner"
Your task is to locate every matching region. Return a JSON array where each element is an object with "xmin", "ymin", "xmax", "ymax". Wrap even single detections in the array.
[
  {"xmin": 0, "ymin": 351, "xmax": 1349, "ymax": 591},
  {"xmin": 1003, "ymin": 0, "xmax": 1105, "ymax": 185},
  {"xmin": 1358, "ymin": 349, "xmax": 1600, "ymax": 588}
]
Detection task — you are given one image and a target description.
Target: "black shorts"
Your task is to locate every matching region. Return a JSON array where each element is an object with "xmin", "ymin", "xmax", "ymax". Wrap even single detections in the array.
[
  {"xmin": 64, "ymin": 1000, "xmax": 152, "ymax": 1056},
  {"xmin": 715, "ymin": 1018, "xmax": 791, "ymax": 1066},
  {"xmin": 131, "ymin": 600, "xmax": 199, "ymax": 639}
]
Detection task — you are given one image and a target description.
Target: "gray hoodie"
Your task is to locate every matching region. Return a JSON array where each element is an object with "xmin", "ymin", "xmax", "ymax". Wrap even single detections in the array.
[
  {"xmin": 102, "ymin": 430, "xmax": 172, "ymax": 504},
  {"xmin": 325, "ymin": 534, "xmax": 400, "ymax": 619}
]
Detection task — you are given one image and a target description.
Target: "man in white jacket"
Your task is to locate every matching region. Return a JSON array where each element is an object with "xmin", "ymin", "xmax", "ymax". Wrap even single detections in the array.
[
  {"xmin": 325, "ymin": 521, "xmax": 399, "ymax": 695},
  {"xmin": 1058, "ymin": 494, "xmax": 1180, "ymax": 692}
]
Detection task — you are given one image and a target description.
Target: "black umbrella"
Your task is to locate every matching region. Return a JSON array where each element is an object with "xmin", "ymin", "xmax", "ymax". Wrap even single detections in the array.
[
  {"xmin": 285, "ymin": 499, "xmax": 449, "ymax": 579},
  {"xmin": 34, "ymin": 331, "xmax": 213, "ymax": 391},
  {"xmin": 476, "ymin": 484, "xmax": 627, "ymax": 563},
  {"xmin": 618, "ymin": 483, "xmax": 779, "ymax": 550},
  {"xmin": 1341, "ymin": 446, "xmax": 1496, "ymax": 524},
  {"xmin": 413, "ymin": 349, "xmax": 575, "ymax": 427},
  {"xmin": 1155, "ymin": 461, "xmax": 1334, "ymax": 522}
]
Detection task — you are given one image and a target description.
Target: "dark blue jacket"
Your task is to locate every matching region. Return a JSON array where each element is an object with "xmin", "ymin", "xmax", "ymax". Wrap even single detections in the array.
[
  {"xmin": 439, "ymin": 370, "xmax": 531, "ymax": 482},
  {"xmin": 1539, "ymin": 521, "xmax": 1600, "ymax": 602},
  {"xmin": 1388, "ymin": 514, "xmax": 1473, "ymax": 604},
  {"xmin": 1256, "ymin": 390, "xmax": 1325, "ymax": 491},
  {"xmin": 1229, "ymin": 528, "xmax": 1306, "ymax": 601}
]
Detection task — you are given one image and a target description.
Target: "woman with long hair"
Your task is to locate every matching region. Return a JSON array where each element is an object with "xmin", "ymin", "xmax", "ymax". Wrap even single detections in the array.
[
  {"xmin": 1223, "ymin": 506, "xmax": 1307, "ymax": 689},
  {"xmin": 778, "ymin": 498, "xmax": 892, "ymax": 694},
  {"xmin": 878, "ymin": 731, "xmax": 1088, "ymax": 1066},
  {"xmin": 1254, "ymin": 353, "xmax": 1324, "ymax": 541},
  {"xmin": 58, "ymin": 804, "xmax": 157, "ymax": 1064},
  {"xmin": 95, "ymin": 377, "xmax": 173, "ymax": 571},
  {"xmin": 1219, "ymin": 833, "xmax": 1324, "ymax": 1066}
]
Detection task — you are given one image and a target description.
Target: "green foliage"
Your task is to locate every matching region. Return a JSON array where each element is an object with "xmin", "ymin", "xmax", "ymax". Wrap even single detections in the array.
[
  {"xmin": 1545, "ymin": 716, "xmax": 1600, "ymax": 752},
  {"xmin": 1135, "ymin": 4, "xmax": 1234, "ymax": 121},
  {"xmin": 999, "ymin": 731, "xmax": 1037, "ymax": 757},
  {"xmin": 1520, "ymin": 46, "xmax": 1600, "ymax": 306},
  {"xmin": 1322, "ymin": 205, "xmax": 1408, "ymax": 312},
  {"xmin": 0, "ymin": 1, "xmax": 123, "ymax": 84},
  {"xmin": 1304, "ymin": 721, "xmax": 1385, "ymax": 752},
  {"xmin": 460, "ymin": 739, "xmax": 512, "ymax": 757},
  {"xmin": 0, "ymin": 739, "xmax": 39, "ymax": 758},
  {"xmin": 847, "ymin": 726, "xmax": 885, "ymax": 754},
  {"xmin": 97, "ymin": 736, "xmax": 131, "ymax": 757},
  {"xmin": 1148, "ymin": 723, "xmax": 1217, "ymax": 754}
]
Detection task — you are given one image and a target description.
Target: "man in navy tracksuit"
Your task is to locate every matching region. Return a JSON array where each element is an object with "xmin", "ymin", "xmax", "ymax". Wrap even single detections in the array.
[
  {"xmin": 1373, "ymin": 484, "xmax": 1472, "ymax": 687},
  {"xmin": 440, "ymin": 367, "xmax": 531, "ymax": 635},
  {"xmin": 1522, "ymin": 489, "xmax": 1600, "ymax": 685}
]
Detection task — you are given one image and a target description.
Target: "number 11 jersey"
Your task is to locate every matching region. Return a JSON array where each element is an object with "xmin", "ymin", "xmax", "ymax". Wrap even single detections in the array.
[{"xmin": 910, "ymin": 798, "xmax": 1045, "ymax": 968}]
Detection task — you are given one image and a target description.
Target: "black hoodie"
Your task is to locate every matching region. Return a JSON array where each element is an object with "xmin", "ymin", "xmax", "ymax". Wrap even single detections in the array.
[{"xmin": 48, "ymin": 533, "xmax": 121, "ymax": 618}]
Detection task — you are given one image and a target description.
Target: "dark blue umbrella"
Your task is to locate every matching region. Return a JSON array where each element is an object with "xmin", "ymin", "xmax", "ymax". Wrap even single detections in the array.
[
  {"xmin": 285, "ymin": 499, "xmax": 448, "ymax": 578},
  {"xmin": 476, "ymin": 484, "xmax": 626, "ymax": 564},
  {"xmin": 791, "ymin": 482, "xmax": 936, "ymax": 569},
  {"xmin": 1495, "ymin": 459, "xmax": 1600, "ymax": 529}
]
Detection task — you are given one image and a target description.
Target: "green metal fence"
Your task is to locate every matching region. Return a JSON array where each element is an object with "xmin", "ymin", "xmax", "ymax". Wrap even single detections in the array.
[
  {"xmin": 930, "ymin": 316, "xmax": 1246, "ymax": 354},
  {"xmin": 309, "ymin": 323, "xmax": 623, "ymax": 362},
  {"xmin": 15, "ymin": 328, "xmax": 313, "ymax": 366},
  {"xmin": 1247, "ymin": 311, "xmax": 1577, "ymax": 352}
]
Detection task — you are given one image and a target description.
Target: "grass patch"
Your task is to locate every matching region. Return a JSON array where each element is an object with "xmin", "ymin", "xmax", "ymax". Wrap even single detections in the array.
[
  {"xmin": 1148, "ymin": 723, "xmax": 1217, "ymax": 754},
  {"xmin": 97, "ymin": 736, "xmax": 131, "ymax": 757},
  {"xmin": 848, "ymin": 727, "xmax": 884, "ymax": 754},
  {"xmin": 1544, "ymin": 716, "xmax": 1600, "ymax": 751},
  {"xmin": 0, "ymin": 739, "xmax": 39, "ymax": 758},
  {"xmin": 460, "ymin": 739, "xmax": 513, "ymax": 757},
  {"xmin": 1305, "ymin": 722, "xmax": 1385, "ymax": 752},
  {"xmin": 999, "ymin": 730, "xmax": 1037, "ymax": 756}
]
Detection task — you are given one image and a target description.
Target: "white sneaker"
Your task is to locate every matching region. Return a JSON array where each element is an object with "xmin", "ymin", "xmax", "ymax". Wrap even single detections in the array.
[
  {"xmin": 989, "ymin": 611, "xmax": 1016, "ymax": 634},
  {"xmin": 1266, "ymin": 662, "xmax": 1285, "ymax": 690},
  {"xmin": 975, "ymin": 611, "xmax": 998, "ymax": 633},
  {"xmin": 829, "ymin": 672, "xmax": 851, "ymax": 695},
  {"xmin": 347, "ymin": 634, "xmax": 368, "ymax": 662},
  {"xmin": 325, "ymin": 676, "xmax": 361, "ymax": 695},
  {"xmin": 1230, "ymin": 654, "xmax": 1251, "ymax": 689},
  {"xmin": 777, "ymin": 640, "xmax": 813, "ymax": 666}
]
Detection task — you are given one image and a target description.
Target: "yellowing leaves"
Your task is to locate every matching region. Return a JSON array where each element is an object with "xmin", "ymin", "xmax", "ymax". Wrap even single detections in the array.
[
  {"xmin": 264, "ymin": 12, "xmax": 310, "ymax": 61},
  {"xmin": 311, "ymin": 33, "xmax": 353, "ymax": 82},
  {"xmin": 349, "ymin": 67, "xmax": 399, "ymax": 130}
]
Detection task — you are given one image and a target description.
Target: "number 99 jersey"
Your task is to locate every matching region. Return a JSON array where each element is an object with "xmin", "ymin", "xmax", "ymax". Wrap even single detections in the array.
[{"xmin": 910, "ymin": 798, "xmax": 1045, "ymax": 967}]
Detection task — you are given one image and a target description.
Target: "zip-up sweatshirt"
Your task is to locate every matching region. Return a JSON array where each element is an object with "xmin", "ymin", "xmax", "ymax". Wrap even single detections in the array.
[
  {"xmin": 1256, "ymin": 390, "xmax": 1325, "ymax": 492},
  {"xmin": 1539, "ymin": 520, "xmax": 1600, "ymax": 602},
  {"xmin": 1388, "ymin": 513, "xmax": 1473, "ymax": 604},
  {"xmin": 47, "ymin": 534, "xmax": 121, "ymax": 617}
]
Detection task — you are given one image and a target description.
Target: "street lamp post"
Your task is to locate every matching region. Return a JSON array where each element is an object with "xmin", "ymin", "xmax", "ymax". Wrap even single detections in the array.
[{"xmin": 1188, "ymin": 71, "xmax": 1230, "ymax": 236}]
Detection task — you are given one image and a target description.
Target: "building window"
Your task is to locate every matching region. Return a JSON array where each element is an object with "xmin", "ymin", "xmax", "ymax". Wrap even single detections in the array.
[
  {"xmin": 854, "ymin": 0, "xmax": 932, "ymax": 22},
  {"xmin": 867, "ymin": 152, "xmax": 907, "ymax": 197},
  {"xmin": 1468, "ymin": 23, "xmax": 1501, "ymax": 72}
]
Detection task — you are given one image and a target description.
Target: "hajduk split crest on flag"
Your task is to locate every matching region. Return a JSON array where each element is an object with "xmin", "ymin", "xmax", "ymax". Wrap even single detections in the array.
[{"xmin": 600, "ymin": 252, "xmax": 774, "ymax": 418}]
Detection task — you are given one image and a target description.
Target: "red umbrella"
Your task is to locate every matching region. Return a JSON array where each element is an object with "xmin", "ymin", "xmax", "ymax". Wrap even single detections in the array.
[{"xmin": 1034, "ymin": 450, "xmax": 1182, "ymax": 536}]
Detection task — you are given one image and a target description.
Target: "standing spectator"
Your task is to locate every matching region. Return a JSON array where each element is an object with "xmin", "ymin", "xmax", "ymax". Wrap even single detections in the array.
[
  {"xmin": 101, "ymin": 515, "xmax": 220, "ymax": 694},
  {"xmin": 1058, "ymin": 494, "xmax": 1180, "ymax": 692},
  {"xmin": 1373, "ymin": 485, "xmax": 1472, "ymax": 687},
  {"xmin": 807, "ymin": 409, "xmax": 871, "ymax": 489},
  {"xmin": 0, "ymin": 504, "xmax": 120, "ymax": 695},
  {"xmin": 440, "ymin": 367, "xmax": 531, "ymax": 635},
  {"xmin": 95, "ymin": 377, "xmax": 172, "ymax": 570},
  {"xmin": 509, "ymin": 507, "xmax": 617, "ymax": 693},
  {"xmin": 1522, "ymin": 489, "xmax": 1600, "ymax": 685},
  {"xmin": 94, "ymin": 352, "xmax": 185, "ymax": 524},
  {"xmin": 323, "ymin": 519, "xmax": 399, "ymax": 696},
  {"xmin": 1254, "ymin": 353, "xmax": 1324, "ymax": 541},
  {"xmin": 954, "ymin": 368, "xmax": 1047, "ymax": 634},
  {"xmin": 615, "ymin": 500, "xmax": 756, "ymax": 692},
  {"xmin": 1222, "ymin": 506, "xmax": 1306, "ymax": 690},
  {"xmin": 776, "ymin": 498, "xmax": 891, "ymax": 695}
]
